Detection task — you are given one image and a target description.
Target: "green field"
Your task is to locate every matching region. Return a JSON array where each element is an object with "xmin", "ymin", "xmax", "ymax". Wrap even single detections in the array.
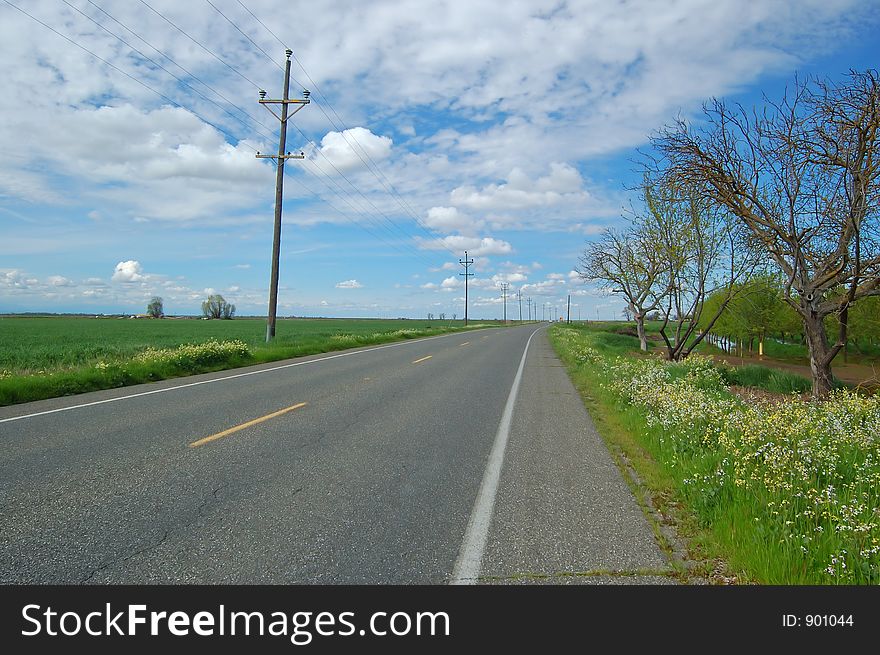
[{"xmin": 0, "ymin": 316, "xmax": 499, "ymax": 405}]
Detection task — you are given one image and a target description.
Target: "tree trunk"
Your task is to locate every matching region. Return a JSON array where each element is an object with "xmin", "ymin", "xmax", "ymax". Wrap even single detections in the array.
[
  {"xmin": 802, "ymin": 312, "xmax": 835, "ymax": 400},
  {"xmin": 636, "ymin": 315, "xmax": 647, "ymax": 351}
]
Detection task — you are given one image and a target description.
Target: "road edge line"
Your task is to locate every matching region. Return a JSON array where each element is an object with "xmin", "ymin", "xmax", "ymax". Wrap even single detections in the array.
[{"xmin": 449, "ymin": 325, "xmax": 544, "ymax": 584}]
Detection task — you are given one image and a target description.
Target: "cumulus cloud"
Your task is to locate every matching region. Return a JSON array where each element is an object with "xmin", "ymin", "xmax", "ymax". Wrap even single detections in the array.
[
  {"xmin": 310, "ymin": 127, "xmax": 392, "ymax": 172},
  {"xmin": 492, "ymin": 272, "xmax": 527, "ymax": 284},
  {"xmin": 424, "ymin": 206, "xmax": 483, "ymax": 235},
  {"xmin": 417, "ymin": 235, "xmax": 513, "ymax": 257},
  {"xmin": 111, "ymin": 260, "xmax": 146, "ymax": 283},
  {"xmin": 47, "ymin": 275, "xmax": 75, "ymax": 287},
  {"xmin": 336, "ymin": 279, "xmax": 364, "ymax": 289},
  {"xmin": 1, "ymin": 270, "xmax": 37, "ymax": 288},
  {"xmin": 450, "ymin": 164, "xmax": 589, "ymax": 211}
]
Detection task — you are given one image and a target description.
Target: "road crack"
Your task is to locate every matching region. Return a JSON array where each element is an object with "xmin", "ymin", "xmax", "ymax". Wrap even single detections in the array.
[{"xmin": 80, "ymin": 530, "xmax": 170, "ymax": 584}]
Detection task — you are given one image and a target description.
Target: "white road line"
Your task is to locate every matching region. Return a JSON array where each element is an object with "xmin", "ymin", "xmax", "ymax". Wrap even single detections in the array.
[
  {"xmin": 450, "ymin": 325, "xmax": 544, "ymax": 585},
  {"xmin": 0, "ymin": 328, "xmax": 493, "ymax": 425}
]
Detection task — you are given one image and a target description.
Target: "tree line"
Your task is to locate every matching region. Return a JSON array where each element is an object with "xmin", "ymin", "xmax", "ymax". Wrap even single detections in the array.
[
  {"xmin": 144, "ymin": 294, "xmax": 236, "ymax": 320},
  {"xmin": 579, "ymin": 70, "xmax": 879, "ymax": 399}
]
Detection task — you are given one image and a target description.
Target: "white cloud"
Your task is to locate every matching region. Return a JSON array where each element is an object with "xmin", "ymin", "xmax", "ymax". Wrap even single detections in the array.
[
  {"xmin": 521, "ymin": 279, "xmax": 565, "ymax": 296},
  {"xmin": 111, "ymin": 260, "xmax": 146, "ymax": 283},
  {"xmin": 424, "ymin": 206, "xmax": 483, "ymax": 235},
  {"xmin": 450, "ymin": 164, "xmax": 589, "ymax": 211},
  {"xmin": 417, "ymin": 235, "xmax": 513, "ymax": 257},
  {"xmin": 492, "ymin": 272, "xmax": 527, "ymax": 284},
  {"xmin": 47, "ymin": 275, "xmax": 75, "ymax": 287},
  {"xmin": 336, "ymin": 279, "xmax": 364, "ymax": 289},
  {"xmin": 440, "ymin": 276, "xmax": 459, "ymax": 290},
  {"xmin": 310, "ymin": 127, "xmax": 392, "ymax": 172},
  {"xmin": 1, "ymin": 270, "xmax": 33, "ymax": 288}
]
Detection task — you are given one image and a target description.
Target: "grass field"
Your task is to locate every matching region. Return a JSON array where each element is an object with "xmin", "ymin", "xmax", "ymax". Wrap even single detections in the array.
[
  {"xmin": 0, "ymin": 316, "xmax": 499, "ymax": 405},
  {"xmin": 550, "ymin": 322, "xmax": 880, "ymax": 584}
]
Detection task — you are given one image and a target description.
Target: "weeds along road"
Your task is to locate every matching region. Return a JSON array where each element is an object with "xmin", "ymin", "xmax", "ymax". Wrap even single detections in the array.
[{"xmin": 0, "ymin": 324, "xmax": 673, "ymax": 584}]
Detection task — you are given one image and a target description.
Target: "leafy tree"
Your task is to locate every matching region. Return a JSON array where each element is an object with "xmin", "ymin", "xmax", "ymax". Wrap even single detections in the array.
[
  {"xmin": 146, "ymin": 296, "xmax": 164, "ymax": 319},
  {"xmin": 202, "ymin": 294, "xmax": 235, "ymax": 320}
]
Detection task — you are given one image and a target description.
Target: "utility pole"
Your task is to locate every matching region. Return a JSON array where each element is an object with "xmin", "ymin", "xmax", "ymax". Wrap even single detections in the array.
[
  {"xmin": 499, "ymin": 281, "xmax": 509, "ymax": 323},
  {"xmin": 459, "ymin": 250, "xmax": 474, "ymax": 326},
  {"xmin": 517, "ymin": 290, "xmax": 523, "ymax": 323},
  {"xmin": 257, "ymin": 49, "xmax": 310, "ymax": 342},
  {"xmin": 542, "ymin": 303, "xmax": 545, "ymax": 322},
  {"xmin": 526, "ymin": 297, "xmax": 532, "ymax": 322},
  {"xmin": 567, "ymin": 295, "xmax": 571, "ymax": 324}
]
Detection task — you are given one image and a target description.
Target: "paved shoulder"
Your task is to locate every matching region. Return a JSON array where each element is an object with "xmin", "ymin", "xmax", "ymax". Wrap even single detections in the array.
[{"xmin": 476, "ymin": 330, "xmax": 675, "ymax": 584}]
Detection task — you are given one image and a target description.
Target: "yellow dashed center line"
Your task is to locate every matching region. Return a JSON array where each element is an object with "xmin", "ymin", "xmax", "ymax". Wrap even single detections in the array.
[
  {"xmin": 412, "ymin": 355, "xmax": 433, "ymax": 364},
  {"xmin": 189, "ymin": 402, "xmax": 308, "ymax": 448}
]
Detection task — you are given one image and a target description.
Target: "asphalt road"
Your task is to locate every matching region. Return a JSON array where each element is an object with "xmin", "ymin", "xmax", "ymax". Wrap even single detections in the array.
[{"xmin": 0, "ymin": 324, "xmax": 674, "ymax": 584}]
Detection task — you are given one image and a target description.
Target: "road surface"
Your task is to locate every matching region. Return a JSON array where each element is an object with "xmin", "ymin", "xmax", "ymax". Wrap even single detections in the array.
[{"xmin": 0, "ymin": 324, "xmax": 674, "ymax": 584}]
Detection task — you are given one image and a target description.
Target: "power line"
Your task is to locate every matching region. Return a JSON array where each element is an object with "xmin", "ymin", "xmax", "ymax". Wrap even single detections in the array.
[
  {"xmin": 233, "ymin": 0, "xmax": 457, "ymax": 257},
  {"xmin": 235, "ymin": 0, "xmax": 286, "ymax": 48},
  {"xmin": 10, "ymin": 0, "xmax": 454, "ymax": 275},
  {"xmin": 203, "ymin": 0, "xmax": 288, "ymax": 76},
  {"xmin": 84, "ymin": 0, "xmax": 279, "ymax": 140},
  {"xmin": 62, "ymin": 0, "xmax": 279, "ymax": 146},
  {"xmin": 4, "ymin": 0, "xmax": 246, "ymax": 148},
  {"xmin": 84, "ymin": 1, "xmax": 439, "ymax": 267},
  {"xmin": 137, "ymin": 0, "xmax": 263, "ymax": 90}
]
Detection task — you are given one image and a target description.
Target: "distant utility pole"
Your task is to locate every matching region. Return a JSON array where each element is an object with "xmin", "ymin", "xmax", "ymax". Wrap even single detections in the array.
[
  {"xmin": 459, "ymin": 250, "xmax": 474, "ymax": 325},
  {"xmin": 567, "ymin": 295, "xmax": 571, "ymax": 324},
  {"xmin": 517, "ymin": 290, "xmax": 523, "ymax": 323},
  {"xmin": 499, "ymin": 282, "xmax": 510, "ymax": 323},
  {"xmin": 526, "ymin": 297, "xmax": 532, "ymax": 322},
  {"xmin": 257, "ymin": 49, "xmax": 310, "ymax": 343},
  {"xmin": 542, "ymin": 303, "xmax": 545, "ymax": 322}
]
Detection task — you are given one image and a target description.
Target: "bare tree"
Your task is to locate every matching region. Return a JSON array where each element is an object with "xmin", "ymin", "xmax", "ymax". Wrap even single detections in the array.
[
  {"xmin": 646, "ymin": 179, "xmax": 760, "ymax": 361},
  {"xmin": 202, "ymin": 294, "xmax": 235, "ymax": 320},
  {"xmin": 652, "ymin": 70, "xmax": 880, "ymax": 397},
  {"xmin": 577, "ymin": 219, "xmax": 667, "ymax": 351}
]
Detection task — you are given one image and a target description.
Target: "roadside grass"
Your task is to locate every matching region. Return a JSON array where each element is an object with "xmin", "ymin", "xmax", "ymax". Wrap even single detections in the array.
[
  {"xmin": 550, "ymin": 323, "xmax": 880, "ymax": 584},
  {"xmin": 717, "ymin": 364, "xmax": 813, "ymax": 395},
  {"xmin": 0, "ymin": 317, "xmax": 498, "ymax": 406}
]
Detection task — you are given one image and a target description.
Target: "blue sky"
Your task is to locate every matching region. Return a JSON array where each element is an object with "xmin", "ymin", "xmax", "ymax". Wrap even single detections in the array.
[{"xmin": 2, "ymin": 0, "xmax": 879, "ymax": 319}]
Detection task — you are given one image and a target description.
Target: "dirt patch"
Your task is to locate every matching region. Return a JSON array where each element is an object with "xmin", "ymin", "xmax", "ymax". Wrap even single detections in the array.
[
  {"xmin": 728, "ymin": 385, "xmax": 810, "ymax": 407},
  {"xmin": 712, "ymin": 353, "xmax": 880, "ymax": 391}
]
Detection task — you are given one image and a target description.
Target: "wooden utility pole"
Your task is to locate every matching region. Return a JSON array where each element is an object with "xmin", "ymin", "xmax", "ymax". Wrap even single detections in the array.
[
  {"xmin": 499, "ymin": 281, "xmax": 509, "ymax": 323},
  {"xmin": 567, "ymin": 294, "xmax": 571, "ymax": 324},
  {"xmin": 257, "ymin": 49, "xmax": 310, "ymax": 342},
  {"xmin": 459, "ymin": 250, "xmax": 474, "ymax": 325}
]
